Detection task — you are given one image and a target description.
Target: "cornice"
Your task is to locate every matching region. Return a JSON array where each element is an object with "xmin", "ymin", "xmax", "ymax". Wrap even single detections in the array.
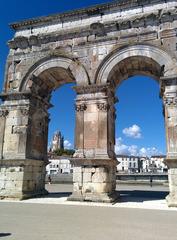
[
  {"xmin": 10, "ymin": 0, "xmax": 141, "ymax": 30},
  {"xmin": 10, "ymin": 0, "xmax": 174, "ymax": 31}
]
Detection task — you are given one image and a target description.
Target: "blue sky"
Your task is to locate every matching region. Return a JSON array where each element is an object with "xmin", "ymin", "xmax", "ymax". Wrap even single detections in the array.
[{"xmin": 0, "ymin": 0, "xmax": 166, "ymax": 156}]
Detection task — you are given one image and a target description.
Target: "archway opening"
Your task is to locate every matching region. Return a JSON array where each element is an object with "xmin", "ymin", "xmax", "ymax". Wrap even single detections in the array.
[
  {"xmin": 48, "ymin": 83, "xmax": 76, "ymax": 155},
  {"xmin": 22, "ymin": 62, "xmax": 79, "ymax": 197},
  {"xmin": 114, "ymin": 76, "xmax": 168, "ymax": 202},
  {"xmin": 106, "ymin": 55, "xmax": 168, "ymax": 202},
  {"xmin": 46, "ymin": 82, "xmax": 76, "ymax": 196},
  {"xmin": 115, "ymin": 75, "xmax": 166, "ymax": 165}
]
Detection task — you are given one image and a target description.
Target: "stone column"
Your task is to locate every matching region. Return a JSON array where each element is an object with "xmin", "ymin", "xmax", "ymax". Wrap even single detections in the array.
[
  {"xmin": 0, "ymin": 92, "xmax": 48, "ymax": 200},
  {"xmin": 68, "ymin": 84, "xmax": 118, "ymax": 203},
  {"xmin": 161, "ymin": 76, "xmax": 177, "ymax": 207}
]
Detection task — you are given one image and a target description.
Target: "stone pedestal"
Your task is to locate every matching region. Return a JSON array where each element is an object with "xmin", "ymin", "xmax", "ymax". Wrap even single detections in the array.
[
  {"xmin": 161, "ymin": 76, "xmax": 177, "ymax": 207},
  {"xmin": 68, "ymin": 158, "xmax": 118, "ymax": 203},
  {"xmin": 165, "ymin": 159, "xmax": 177, "ymax": 207},
  {"xmin": 0, "ymin": 159, "xmax": 48, "ymax": 200}
]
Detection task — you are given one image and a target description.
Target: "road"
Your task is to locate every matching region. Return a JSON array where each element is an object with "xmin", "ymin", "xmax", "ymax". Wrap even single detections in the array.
[{"xmin": 0, "ymin": 184, "xmax": 177, "ymax": 240}]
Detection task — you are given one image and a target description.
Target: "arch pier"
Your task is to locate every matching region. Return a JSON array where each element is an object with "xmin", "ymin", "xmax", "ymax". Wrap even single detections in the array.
[
  {"xmin": 68, "ymin": 84, "xmax": 117, "ymax": 202},
  {"xmin": 0, "ymin": 90, "xmax": 49, "ymax": 199},
  {"xmin": 161, "ymin": 76, "xmax": 177, "ymax": 207}
]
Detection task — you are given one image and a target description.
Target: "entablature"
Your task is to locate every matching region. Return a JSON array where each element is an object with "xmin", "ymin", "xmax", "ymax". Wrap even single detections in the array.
[{"xmin": 8, "ymin": 1, "xmax": 177, "ymax": 50}]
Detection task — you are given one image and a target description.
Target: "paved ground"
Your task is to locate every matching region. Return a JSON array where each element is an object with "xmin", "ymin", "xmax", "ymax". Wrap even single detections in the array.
[
  {"xmin": 0, "ymin": 184, "xmax": 177, "ymax": 240},
  {"xmin": 46, "ymin": 183, "xmax": 170, "ymax": 204}
]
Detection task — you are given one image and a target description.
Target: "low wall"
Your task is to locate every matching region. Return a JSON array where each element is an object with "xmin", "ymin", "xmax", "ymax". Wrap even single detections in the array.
[
  {"xmin": 46, "ymin": 174, "xmax": 73, "ymax": 184},
  {"xmin": 116, "ymin": 173, "xmax": 168, "ymax": 185},
  {"xmin": 46, "ymin": 173, "xmax": 168, "ymax": 184}
]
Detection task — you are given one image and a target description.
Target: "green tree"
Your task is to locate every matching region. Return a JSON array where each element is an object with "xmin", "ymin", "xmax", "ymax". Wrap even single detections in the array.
[{"xmin": 54, "ymin": 149, "xmax": 75, "ymax": 156}]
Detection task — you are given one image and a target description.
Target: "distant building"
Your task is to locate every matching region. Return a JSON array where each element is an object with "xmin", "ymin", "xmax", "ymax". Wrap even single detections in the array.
[
  {"xmin": 117, "ymin": 155, "xmax": 141, "ymax": 173},
  {"xmin": 140, "ymin": 157, "xmax": 150, "ymax": 173},
  {"xmin": 140, "ymin": 155, "xmax": 167, "ymax": 173},
  {"xmin": 117, "ymin": 155, "xmax": 167, "ymax": 174},
  {"xmin": 50, "ymin": 131, "xmax": 64, "ymax": 152},
  {"xmin": 150, "ymin": 155, "xmax": 167, "ymax": 173},
  {"xmin": 46, "ymin": 156, "xmax": 73, "ymax": 175}
]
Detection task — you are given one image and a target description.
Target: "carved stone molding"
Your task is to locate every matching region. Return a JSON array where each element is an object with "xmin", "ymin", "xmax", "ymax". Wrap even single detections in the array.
[
  {"xmin": 75, "ymin": 104, "xmax": 87, "ymax": 112},
  {"xmin": 21, "ymin": 108, "xmax": 29, "ymax": 116},
  {"xmin": 163, "ymin": 96, "xmax": 177, "ymax": 106},
  {"xmin": 73, "ymin": 84, "xmax": 110, "ymax": 94},
  {"xmin": 160, "ymin": 76, "xmax": 177, "ymax": 88},
  {"xmin": 12, "ymin": 125, "xmax": 27, "ymax": 134},
  {"xmin": 0, "ymin": 110, "xmax": 9, "ymax": 117},
  {"xmin": 90, "ymin": 22, "xmax": 106, "ymax": 37},
  {"xmin": 0, "ymin": 91, "xmax": 31, "ymax": 101},
  {"xmin": 97, "ymin": 103, "xmax": 109, "ymax": 111},
  {"xmin": 8, "ymin": 6, "xmax": 177, "ymax": 50}
]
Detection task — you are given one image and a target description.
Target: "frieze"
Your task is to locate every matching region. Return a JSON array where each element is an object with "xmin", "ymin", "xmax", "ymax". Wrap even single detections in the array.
[
  {"xmin": 160, "ymin": 76, "xmax": 177, "ymax": 87},
  {"xmin": 73, "ymin": 84, "xmax": 111, "ymax": 94},
  {"xmin": 8, "ymin": 8, "xmax": 177, "ymax": 49},
  {"xmin": 90, "ymin": 22, "xmax": 106, "ymax": 37},
  {"xmin": 0, "ymin": 91, "xmax": 31, "ymax": 101}
]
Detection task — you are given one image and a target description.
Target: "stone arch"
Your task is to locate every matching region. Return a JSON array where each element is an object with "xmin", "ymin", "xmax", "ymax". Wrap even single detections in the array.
[
  {"xmin": 20, "ymin": 56, "xmax": 90, "ymax": 92},
  {"xmin": 96, "ymin": 44, "xmax": 177, "ymax": 86}
]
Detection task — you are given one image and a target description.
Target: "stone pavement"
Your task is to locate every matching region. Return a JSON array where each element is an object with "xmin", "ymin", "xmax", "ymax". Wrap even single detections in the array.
[
  {"xmin": 1, "ymin": 183, "xmax": 175, "ymax": 211},
  {"xmin": 0, "ymin": 184, "xmax": 177, "ymax": 240}
]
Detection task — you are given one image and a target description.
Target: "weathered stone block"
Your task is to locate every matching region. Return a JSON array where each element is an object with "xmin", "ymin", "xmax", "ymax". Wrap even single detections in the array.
[{"xmin": 83, "ymin": 172, "xmax": 92, "ymax": 183}]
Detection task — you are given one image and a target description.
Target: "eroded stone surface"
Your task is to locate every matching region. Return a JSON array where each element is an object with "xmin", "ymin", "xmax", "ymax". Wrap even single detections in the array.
[{"xmin": 1, "ymin": 0, "xmax": 177, "ymax": 204}]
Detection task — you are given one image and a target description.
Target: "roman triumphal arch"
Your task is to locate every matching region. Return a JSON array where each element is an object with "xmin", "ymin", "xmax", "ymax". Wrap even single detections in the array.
[{"xmin": 1, "ymin": 0, "xmax": 177, "ymax": 206}]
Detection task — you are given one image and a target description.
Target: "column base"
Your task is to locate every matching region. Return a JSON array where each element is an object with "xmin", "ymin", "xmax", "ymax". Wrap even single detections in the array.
[
  {"xmin": 0, "ymin": 159, "xmax": 47, "ymax": 200},
  {"xmin": 165, "ymin": 159, "xmax": 177, "ymax": 207},
  {"xmin": 68, "ymin": 158, "xmax": 118, "ymax": 203},
  {"xmin": 68, "ymin": 191, "xmax": 119, "ymax": 203},
  {"xmin": 0, "ymin": 189, "xmax": 48, "ymax": 200},
  {"xmin": 166, "ymin": 194, "xmax": 177, "ymax": 207}
]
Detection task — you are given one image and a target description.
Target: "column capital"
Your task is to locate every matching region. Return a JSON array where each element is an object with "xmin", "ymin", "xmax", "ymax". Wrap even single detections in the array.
[
  {"xmin": 75, "ymin": 103, "xmax": 87, "ymax": 112},
  {"xmin": 163, "ymin": 95, "xmax": 177, "ymax": 106},
  {"xmin": 0, "ymin": 109, "xmax": 9, "ymax": 117},
  {"xmin": 20, "ymin": 108, "xmax": 30, "ymax": 116},
  {"xmin": 97, "ymin": 103, "xmax": 109, "ymax": 111}
]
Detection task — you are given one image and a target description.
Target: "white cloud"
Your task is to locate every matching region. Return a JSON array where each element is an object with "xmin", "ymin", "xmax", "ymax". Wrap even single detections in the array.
[
  {"xmin": 115, "ymin": 138, "xmax": 138, "ymax": 156},
  {"xmin": 139, "ymin": 147, "xmax": 160, "ymax": 157},
  {"xmin": 115, "ymin": 138, "xmax": 162, "ymax": 157},
  {"xmin": 123, "ymin": 124, "xmax": 142, "ymax": 139},
  {"xmin": 64, "ymin": 140, "xmax": 72, "ymax": 149}
]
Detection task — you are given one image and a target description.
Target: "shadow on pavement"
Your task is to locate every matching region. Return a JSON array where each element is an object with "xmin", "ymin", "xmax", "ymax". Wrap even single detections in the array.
[
  {"xmin": 45, "ymin": 184, "xmax": 169, "ymax": 202},
  {"xmin": 45, "ymin": 192, "xmax": 72, "ymax": 198},
  {"xmin": 44, "ymin": 190, "xmax": 169, "ymax": 203},
  {"xmin": 118, "ymin": 190, "xmax": 169, "ymax": 202},
  {"xmin": 0, "ymin": 233, "xmax": 11, "ymax": 238}
]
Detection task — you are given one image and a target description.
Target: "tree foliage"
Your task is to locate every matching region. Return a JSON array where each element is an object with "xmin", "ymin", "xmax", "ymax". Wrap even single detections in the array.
[{"xmin": 54, "ymin": 148, "xmax": 75, "ymax": 156}]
